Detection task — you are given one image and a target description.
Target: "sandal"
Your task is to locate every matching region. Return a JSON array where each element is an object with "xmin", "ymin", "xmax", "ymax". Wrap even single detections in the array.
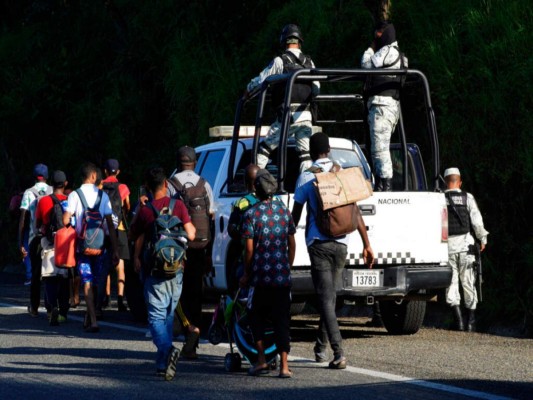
[
  {"xmin": 248, "ymin": 364, "xmax": 270, "ymax": 376},
  {"xmin": 279, "ymin": 369, "xmax": 293, "ymax": 379}
]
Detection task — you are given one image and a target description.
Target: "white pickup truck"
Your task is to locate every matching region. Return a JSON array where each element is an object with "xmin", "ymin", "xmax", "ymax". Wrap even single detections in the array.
[{"xmin": 192, "ymin": 68, "xmax": 452, "ymax": 334}]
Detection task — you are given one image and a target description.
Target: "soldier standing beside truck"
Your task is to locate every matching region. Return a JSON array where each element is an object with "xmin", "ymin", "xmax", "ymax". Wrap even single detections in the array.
[{"xmin": 444, "ymin": 167, "xmax": 488, "ymax": 332}]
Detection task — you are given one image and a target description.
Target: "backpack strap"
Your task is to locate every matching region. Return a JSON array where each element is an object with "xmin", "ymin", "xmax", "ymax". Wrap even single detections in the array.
[
  {"xmin": 76, "ymin": 189, "xmax": 89, "ymax": 211},
  {"xmin": 168, "ymin": 198, "xmax": 176, "ymax": 215},
  {"xmin": 50, "ymin": 194, "xmax": 60, "ymax": 206},
  {"xmin": 168, "ymin": 176, "xmax": 182, "ymax": 193},
  {"xmin": 76, "ymin": 189, "xmax": 102, "ymax": 212},
  {"xmin": 282, "ymin": 51, "xmax": 311, "ymax": 68}
]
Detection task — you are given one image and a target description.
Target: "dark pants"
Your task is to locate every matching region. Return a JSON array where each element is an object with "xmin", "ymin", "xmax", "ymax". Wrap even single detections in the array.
[
  {"xmin": 29, "ymin": 236, "xmax": 48, "ymax": 312},
  {"xmin": 43, "ymin": 275, "xmax": 70, "ymax": 317},
  {"xmin": 308, "ymin": 240, "xmax": 347, "ymax": 358},
  {"xmin": 180, "ymin": 248, "xmax": 206, "ymax": 328},
  {"xmin": 249, "ymin": 286, "xmax": 291, "ymax": 353}
]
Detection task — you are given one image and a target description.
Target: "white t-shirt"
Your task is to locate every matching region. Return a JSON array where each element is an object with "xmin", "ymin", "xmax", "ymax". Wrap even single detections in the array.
[
  {"xmin": 67, "ymin": 183, "xmax": 114, "ymax": 236},
  {"xmin": 20, "ymin": 182, "xmax": 53, "ymax": 242}
]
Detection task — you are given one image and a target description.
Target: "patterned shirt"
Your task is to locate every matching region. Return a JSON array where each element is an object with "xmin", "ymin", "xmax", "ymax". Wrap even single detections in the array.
[{"xmin": 242, "ymin": 197, "xmax": 296, "ymax": 288}]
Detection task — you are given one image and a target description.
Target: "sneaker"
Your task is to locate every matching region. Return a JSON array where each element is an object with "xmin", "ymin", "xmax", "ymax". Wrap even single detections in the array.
[
  {"xmin": 315, "ymin": 351, "xmax": 327, "ymax": 363},
  {"xmin": 24, "ymin": 280, "xmax": 32, "ymax": 286},
  {"xmin": 328, "ymin": 355, "xmax": 347, "ymax": 370},
  {"xmin": 27, "ymin": 306, "xmax": 38, "ymax": 317},
  {"xmin": 58, "ymin": 315, "xmax": 67, "ymax": 324},
  {"xmin": 118, "ymin": 303, "xmax": 128, "ymax": 312},
  {"xmin": 49, "ymin": 308, "xmax": 59, "ymax": 326},
  {"xmin": 165, "ymin": 346, "xmax": 180, "ymax": 381}
]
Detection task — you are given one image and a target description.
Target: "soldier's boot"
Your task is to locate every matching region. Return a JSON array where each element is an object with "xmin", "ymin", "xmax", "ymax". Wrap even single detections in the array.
[
  {"xmin": 466, "ymin": 309, "xmax": 476, "ymax": 332},
  {"xmin": 382, "ymin": 178, "xmax": 392, "ymax": 192},
  {"xmin": 374, "ymin": 176, "xmax": 383, "ymax": 191},
  {"xmin": 452, "ymin": 305, "xmax": 465, "ymax": 331}
]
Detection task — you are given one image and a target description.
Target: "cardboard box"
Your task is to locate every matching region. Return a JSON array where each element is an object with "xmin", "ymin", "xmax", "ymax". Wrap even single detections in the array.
[{"xmin": 314, "ymin": 167, "xmax": 373, "ymax": 210}]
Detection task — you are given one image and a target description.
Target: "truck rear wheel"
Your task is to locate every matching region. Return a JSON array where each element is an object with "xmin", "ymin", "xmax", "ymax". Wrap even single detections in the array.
[{"xmin": 380, "ymin": 299, "xmax": 426, "ymax": 335}]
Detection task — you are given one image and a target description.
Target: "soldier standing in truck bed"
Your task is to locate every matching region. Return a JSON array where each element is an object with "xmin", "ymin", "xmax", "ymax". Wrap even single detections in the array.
[{"xmin": 244, "ymin": 24, "xmax": 319, "ymax": 173}]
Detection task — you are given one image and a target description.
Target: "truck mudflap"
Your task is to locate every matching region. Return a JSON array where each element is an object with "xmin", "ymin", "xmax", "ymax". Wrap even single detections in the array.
[{"xmin": 289, "ymin": 265, "xmax": 452, "ymax": 299}]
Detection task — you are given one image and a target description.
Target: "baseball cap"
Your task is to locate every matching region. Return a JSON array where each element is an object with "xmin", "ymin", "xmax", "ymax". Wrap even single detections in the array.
[
  {"xmin": 254, "ymin": 169, "xmax": 277, "ymax": 199},
  {"xmin": 105, "ymin": 159, "xmax": 120, "ymax": 173},
  {"xmin": 177, "ymin": 146, "xmax": 197, "ymax": 165},
  {"xmin": 51, "ymin": 170, "xmax": 67, "ymax": 185},
  {"xmin": 444, "ymin": 167, "xmax": 461, "ymax": 178},
  {"xmin": 33, "ymin": 163, "xmax": 49, "ymax": 179}
]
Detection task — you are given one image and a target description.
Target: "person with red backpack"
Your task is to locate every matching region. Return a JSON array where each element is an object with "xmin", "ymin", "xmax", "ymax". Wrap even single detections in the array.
[
  {"xmin": 62, "ymin": 162, "xmax": 119, "ymax": 333},
  {"xmin": 35, "ymin": 170, "xmax": 70, "ymax": 326}
]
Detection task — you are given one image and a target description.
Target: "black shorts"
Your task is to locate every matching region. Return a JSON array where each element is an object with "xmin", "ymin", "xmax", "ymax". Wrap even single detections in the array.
[{"xmin": 117, "ymin": 229, "xmax": 130, "ymax": 260}]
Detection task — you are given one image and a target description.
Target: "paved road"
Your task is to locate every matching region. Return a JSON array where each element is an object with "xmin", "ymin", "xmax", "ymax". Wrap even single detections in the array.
[{"xmin": 0, "ymin": 273, "xmax": 531, "ymax": 400}]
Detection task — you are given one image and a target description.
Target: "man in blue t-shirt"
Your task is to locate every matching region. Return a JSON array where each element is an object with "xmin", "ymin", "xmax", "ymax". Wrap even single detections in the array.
[
  {"xmin": 292, "ymin": 132, "xmax": 374, "ymax": 370},
  {"xmin": 240, "ymin": 169, "xmax": 296, "ymax": 378}
]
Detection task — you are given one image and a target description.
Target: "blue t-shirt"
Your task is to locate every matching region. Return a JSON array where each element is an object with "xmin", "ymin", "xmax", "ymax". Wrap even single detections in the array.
[
  {"xmin": 293, "ymin": 158, "xmax": 350, "ymax": 247},
  {"xmin": 242, "ymin": 197, "xmax": 296, "ymax": 288}
]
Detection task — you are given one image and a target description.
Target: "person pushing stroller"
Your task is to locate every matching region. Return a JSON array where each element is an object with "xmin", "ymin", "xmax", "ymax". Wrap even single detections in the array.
[{"xmin": 239, "ymin": 169, "xmax": 296, "ymax": 378}]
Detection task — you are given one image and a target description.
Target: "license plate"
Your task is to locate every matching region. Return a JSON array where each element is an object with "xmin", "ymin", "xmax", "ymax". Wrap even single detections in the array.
[{"xmin": 352, "ymin": 269, "xmax": 383, "ymax": 287}]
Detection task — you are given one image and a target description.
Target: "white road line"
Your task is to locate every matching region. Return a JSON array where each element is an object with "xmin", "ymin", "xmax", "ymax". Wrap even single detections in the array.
[{"xmin": 1, "ymin": 302, "xmax": 515, "ymax": 400}]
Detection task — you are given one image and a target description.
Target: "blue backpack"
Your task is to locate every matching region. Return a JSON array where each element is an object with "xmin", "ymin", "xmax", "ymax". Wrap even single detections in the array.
[
  {"xmin": 76, "ymin": 189, "xmax": 106, "ymax": 256},
  {"xmin": 144, "ymin": 199, "xmax": 188, "ymax": 279}
]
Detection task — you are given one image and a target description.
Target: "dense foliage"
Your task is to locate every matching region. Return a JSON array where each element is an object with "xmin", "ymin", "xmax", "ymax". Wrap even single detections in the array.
[{"xmin": 1, "ymin": 0, "xmax": 531, "ymax": 332}]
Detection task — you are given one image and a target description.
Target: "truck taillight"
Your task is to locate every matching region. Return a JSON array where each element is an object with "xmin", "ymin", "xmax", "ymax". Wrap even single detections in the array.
[{"xmin": 441, "ymin": 206, "xmax": 448, "ymax": 242}]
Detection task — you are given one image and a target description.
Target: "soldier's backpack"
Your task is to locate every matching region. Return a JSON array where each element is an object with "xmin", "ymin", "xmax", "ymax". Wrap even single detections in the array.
[
  {"xmin": 309, "ymin": 165, "xmax": 359, "ymax": 238},
  {"xmin": 76, "ymin": 189, "xmax": 106, "ymax": 256},
  {"xmin": 46, "ymin": 194, "xmax": 66, "ymax": 242},
  {"xmin": 102, "ymin": 181, "xmax": 123, "ymax": 227},
  {"xmin": 144, "ymin": 199, "xmax": 188, "ymax": 279},
  {"xmin": 169, "ymin": 176, "xmax": 211, "ymax": 250}
]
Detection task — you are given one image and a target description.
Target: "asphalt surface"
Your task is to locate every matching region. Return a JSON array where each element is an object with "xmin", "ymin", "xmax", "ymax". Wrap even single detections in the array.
[{"xmin": 0, "ymin": 271, "xmax": 531, "ymax": 400}]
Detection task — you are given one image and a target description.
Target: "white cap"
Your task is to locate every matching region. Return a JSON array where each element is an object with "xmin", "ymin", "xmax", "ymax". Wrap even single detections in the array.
[{"xmin": 444, "ymin": 167, "xmax": 461, "ymax": 178}]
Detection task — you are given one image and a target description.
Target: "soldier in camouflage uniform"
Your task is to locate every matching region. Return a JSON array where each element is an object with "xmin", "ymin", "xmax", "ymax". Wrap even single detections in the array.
[
  {"xmin": 245, "ymin": 24, "xmax": 319, "ymax": 173},
  {"xmin": 444, "ymin": 168, "xmax": 488, "ymax": 332},
  {"xmin": 361, "ymin": 5, "xmax": 407, "ymax": 191}
]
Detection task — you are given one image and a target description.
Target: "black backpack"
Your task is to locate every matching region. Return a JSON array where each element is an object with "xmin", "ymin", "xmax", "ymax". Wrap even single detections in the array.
[
  {"xmin": 144, "ymin": 199, "xmax": 188, "ymax": 279},
  {"xmin": 168, "ymin": 176, "xmax": 211, "ymax": 250},
  {"xmin": 102, "ymin": 181, "xmax": 124, "ymax": 226},
  {"xmin": 46, "ymin": 194, "xmax": 65, "ymax": 242}
]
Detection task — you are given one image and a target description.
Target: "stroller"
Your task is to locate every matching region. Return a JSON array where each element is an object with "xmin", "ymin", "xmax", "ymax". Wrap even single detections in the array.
[{"xmin": 208, "ymin": 288, "xmax": 278, "ymax": 372}]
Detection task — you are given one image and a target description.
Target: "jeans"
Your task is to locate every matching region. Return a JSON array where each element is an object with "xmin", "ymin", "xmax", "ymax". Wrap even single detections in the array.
[
  {"xmin": 144, "ymin": 271, "xmax": 183, "ymax": 370},
  {"xmin": 308, "ymin": 240, "xmax": 347, "ymax": 358},
  {"xmin": 23, "ymin": 231, "xmax": 31, "ymax": 281}
]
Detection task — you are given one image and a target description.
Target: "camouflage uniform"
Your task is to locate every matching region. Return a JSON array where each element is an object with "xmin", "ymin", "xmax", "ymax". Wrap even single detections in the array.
[
  {"xmin": 247, "ymin": 48, "xmax": 319, "ymax": 172},
  {"xmin": 445, "ymin": 189, "xmax": 489, "ymax": 310},
  {"xmin": 361, "ymin": 41, "xmax": 407, "ymax": 180}
]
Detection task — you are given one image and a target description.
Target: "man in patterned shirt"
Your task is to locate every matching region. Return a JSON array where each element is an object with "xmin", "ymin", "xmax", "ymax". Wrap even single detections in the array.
[{"xmin": 240, "ymin": 169, "xmax": 296, "ymax": 378}]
